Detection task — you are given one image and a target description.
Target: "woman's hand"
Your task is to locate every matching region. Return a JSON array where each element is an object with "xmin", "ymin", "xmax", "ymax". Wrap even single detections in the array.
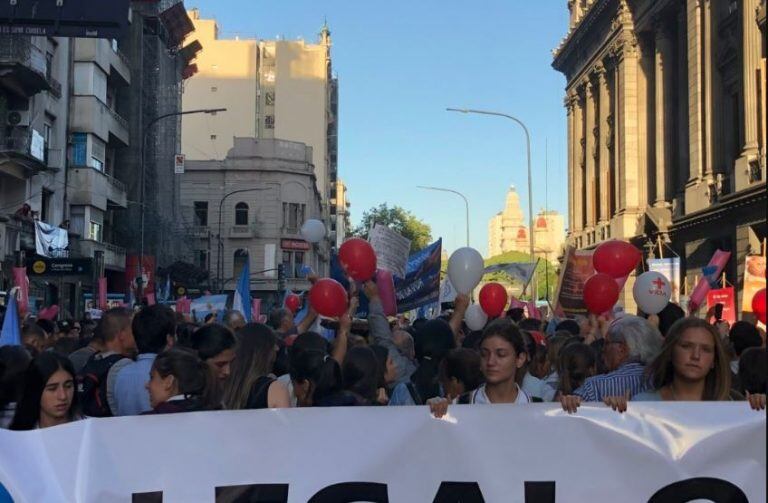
[
  {"xmin": 603, "ymin": 390, "xmax": 630, "ymax": 413},
  {"xmin": 377, "ymin": 387, "xmax": 389, "ymax": 405},
  {"xmin": 428, "ymin": 397, "xmax": 449, "ymax": 418},
  {"xmin": 560, "ymin": 394, "xmax": 581, "ymax": 414},
  {"xmin": 746, "ymin": 392, "xmax": 766, "ymax": 411}
]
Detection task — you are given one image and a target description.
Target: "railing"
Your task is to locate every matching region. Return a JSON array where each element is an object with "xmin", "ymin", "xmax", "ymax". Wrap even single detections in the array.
[
  {"xmin": 105, "ymin": 172, "xmax": 126, "ymax": 193},
  {"xmin": 0, "ymin": 37, "xmax": 47, "ymax": 77},
  {"xmin": 114, "ymin": 46, "xmax": 131, "ymax": 68},
  {"xmin": 105, "ymin": 103, "xmax": 129, "ymax": 130},
  {"xmin": 1, "ymin": 129, "xmax": 46, "ymax": 166}
]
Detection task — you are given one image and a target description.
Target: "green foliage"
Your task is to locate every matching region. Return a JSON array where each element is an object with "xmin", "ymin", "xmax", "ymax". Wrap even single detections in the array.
[{"xmin": 352, "ymin": 203, "xmax": 433, "ymax": 252}]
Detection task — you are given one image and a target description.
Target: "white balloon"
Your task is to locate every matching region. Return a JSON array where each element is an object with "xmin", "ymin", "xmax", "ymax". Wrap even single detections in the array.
[
  {"xmin": 300, "ymin": 219, "xmax": 326, "ymax": 243},
  {"xmin": 632, "ymin": 271, "xmax": 672, "ymax": 315},
  {"xmin": 464, "ymin": 304, "xmax": 488, "ymax": 332},
  {"xmin": 447, "ymin": 247, "xmax": 485, "ymax": 295}
]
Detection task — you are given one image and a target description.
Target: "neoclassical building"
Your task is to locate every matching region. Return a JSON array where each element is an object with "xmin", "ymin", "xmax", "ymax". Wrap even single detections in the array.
[{"xmin": 553, "ymin": 0, "xmax": 766, "ymax": 310}]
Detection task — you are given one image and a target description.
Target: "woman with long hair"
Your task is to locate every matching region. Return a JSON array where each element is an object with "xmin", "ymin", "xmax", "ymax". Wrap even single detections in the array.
[
  {"xmin": 557, "ymin": 343, "xmax": 597, "ymax": 397},
  {"xmin": 10, "ymin": 353, "xmax": 81, "ymax": 430},
  {"xmin": 342, "ymin": 346, "xmax": 381, "ymax": 405},
  {"xmin": 429, "ymin": 319, "xmax": 530, "ymax": 416},
  {"xmin": 222, "ymin": 323, "xmax": 290, "ymax": 409},
  {"xmin": 630, "ymin": 318, "xmax": 765, "ymax": 410},
  {"xmin": 187, "ymin": 324, "xmax": 236, "ymax": 382},
  {"xmin": 143, "ymin": 348, "xmax": 218, "ymax": 414}
]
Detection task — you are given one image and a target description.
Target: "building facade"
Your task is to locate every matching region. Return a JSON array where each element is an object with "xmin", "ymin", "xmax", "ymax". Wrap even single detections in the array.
[
  {"xmin": 553, "ymin": 0, "xmax": 767, "ymax": 310},
  {"xmin": 180, "ymin": 10, "xmax": 341, "ymax": 248},
  {"xmin": 487, "ymin": 186, "xmax": 566, "ymax": 261},
  {"xmin": 331, "ymin": 179, "xmax": 351, "ymax": 249},
  {"xmin": 180, "ymin": 137, "xmax": 325, "ymax": 305}
]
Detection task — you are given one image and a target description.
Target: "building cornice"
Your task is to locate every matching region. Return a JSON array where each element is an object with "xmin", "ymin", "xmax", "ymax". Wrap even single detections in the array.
[{"xmin": 552, "ymin": 0, "xmax": 614, "ymax": 69}]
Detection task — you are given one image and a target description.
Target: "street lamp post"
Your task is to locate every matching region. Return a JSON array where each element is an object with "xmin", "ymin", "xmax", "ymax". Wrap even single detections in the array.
[
  {"xmin": 215, "ymin": 187, "xmax": 272, "ymax": 292},
  {"xmin": 137, "ymin": 107, "xmax": 226, "ymax": 302},
  {"xmin": 416, "ymin": 185, "xmax": 470, "ymax": 247},
  {"xmin": 446, "ymin": 108, "xmax": 535, "ymax": 265}
]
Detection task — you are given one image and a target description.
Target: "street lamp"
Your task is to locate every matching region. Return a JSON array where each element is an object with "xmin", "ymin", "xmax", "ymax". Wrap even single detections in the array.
[
  {"xmin": 137, "ymin": 107, "xmax": 226, "ymax": 302},
  {"xmin": 417, "ymin": 185, "xmax": 470, "ymax": 247},
  {"xmin": 446, "ymin": 108, "xmax": 535, "ymax": 265},
  {"xmin": 215, "ymin": 187, "xmax": 272, "ymax": 292}
]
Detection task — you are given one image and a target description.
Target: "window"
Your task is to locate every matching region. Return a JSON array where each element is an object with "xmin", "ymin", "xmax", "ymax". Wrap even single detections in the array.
[
  {"xmin": 282, "ymin": 203, "xmax": 305, "ymax": 232},
  {"xmin": 71, "ymin": 133, "xmax": 87, "ymax": 166},
  {"xmin": 210, "ymin": 134, "xmax": 217, "ymax": 140},
  {"xmin": 193, "ymin": 201, "xmax": 208, "ymax": 226},
  {"xmin": 281, "ymin": 251, "xmax": 305, "ymax": 279},
  {"xmin": 235, "ymin": 202, "xmax": 249, "ymax": 226},
  {"xmin": 233, "ymin": 249, "xmax": 249, "ymax": 280},
  {"xmin": 211, "ymin": 86, "xmax": 218, "ymax": 92},
  {"xmin": 265, "ymin": 91, "xmax": 275, "ymax": 106},
  {"xmin": 41, "ymin": 189, "xmax": 53, "ymax": 223},
  {"xmin": 196, "ymin": 250, "xmax": 208, "ymax": 270},
  {"xmin": 45, "ymin": 52, "xmax": 53, "ymax": 81},
  {"xmin": 91, "ymin": 157, "xmax": 104, "ymax": 171},
  {"xmin": 265, "ymin": 115, "xmax": 275, "ymax": 129},
  {"xmin": 88, "ymin": 221, "xmax": 102, "ymax": 242}
]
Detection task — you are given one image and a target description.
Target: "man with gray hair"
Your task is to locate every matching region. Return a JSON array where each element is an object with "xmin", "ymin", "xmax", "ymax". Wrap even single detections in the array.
[{"xmin": 572, "ymin": 315, "xmax": 663, "ymax": 402}]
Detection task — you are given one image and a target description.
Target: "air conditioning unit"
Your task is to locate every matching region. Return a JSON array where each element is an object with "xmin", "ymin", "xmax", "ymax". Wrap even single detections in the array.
[{"xmin": 7, "ymin": 110, "xmax": 31, "ymax": 127}]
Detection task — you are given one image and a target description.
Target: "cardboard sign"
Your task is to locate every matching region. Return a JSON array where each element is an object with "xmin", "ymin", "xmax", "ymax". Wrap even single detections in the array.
[{"xmin": 368, "ymin": 224, "xmax": 411, "ymax": 278}]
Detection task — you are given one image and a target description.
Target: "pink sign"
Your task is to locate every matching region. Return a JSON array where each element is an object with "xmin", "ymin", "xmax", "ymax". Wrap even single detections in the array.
[
  {"xmin": 251, "ymin": 298, "xmax": 262, "ymax": 322},
  {"xmin": 688, "ymin": 250, "xmax": 731, "ymax": 313},
  {"xmin": 707, "ymin": 287, "xmax": 736, "ymax": 325},
  {"xmin": 12, "ymin": 267, "xmax": 29, "ymax": 315}
]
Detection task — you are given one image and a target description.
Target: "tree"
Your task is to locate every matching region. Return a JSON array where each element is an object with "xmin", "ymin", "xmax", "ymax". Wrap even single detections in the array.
[{"xmin": 352, "ymin": 203, "xmax": 433, "ymax": 252}]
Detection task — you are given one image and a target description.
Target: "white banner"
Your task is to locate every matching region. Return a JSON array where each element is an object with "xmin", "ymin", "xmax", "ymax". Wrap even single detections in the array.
[
  {"xmin": 368, "ymin": 224, "xmax": 411, "ymax": 278},
  {"xmin": 648, "ymin": 257, "xmax": 681, "ymax": 304},
  {"xmin": 34, "ymin": 221, "xmax": 69, "ymax": 258},
  {"xmin": 0, "ymin": 404, "xmax": 764, "ymax": 502}
]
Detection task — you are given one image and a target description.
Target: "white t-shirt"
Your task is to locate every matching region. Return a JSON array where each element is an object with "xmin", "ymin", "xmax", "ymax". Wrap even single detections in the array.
[{"xmin": 461, "ymin": 383, "xmax": 531, "ymax": 404}]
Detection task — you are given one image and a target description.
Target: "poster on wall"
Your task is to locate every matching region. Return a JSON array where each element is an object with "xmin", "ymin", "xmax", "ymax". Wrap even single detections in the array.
[{"xmin": 741, "ymin": 255, "xmax": 766, "ymax": 314}]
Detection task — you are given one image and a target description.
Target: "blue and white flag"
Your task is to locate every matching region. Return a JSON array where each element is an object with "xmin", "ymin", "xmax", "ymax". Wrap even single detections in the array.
[
  {"xmin": 232, "ymin": 258, "xmax": 252, "ymax": 322},
  {"xmin": 190, "ymin": 295, "xmax": 228, "ymax": 323},
  {"xmin": 0, "ymin": 292, "xmax": 21, "ymax": 347}
]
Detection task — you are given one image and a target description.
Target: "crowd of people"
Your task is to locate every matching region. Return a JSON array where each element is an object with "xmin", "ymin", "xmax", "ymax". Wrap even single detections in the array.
[{"xmin": 0, "ymin": 280, "xmax": 766, "ymax": 431}]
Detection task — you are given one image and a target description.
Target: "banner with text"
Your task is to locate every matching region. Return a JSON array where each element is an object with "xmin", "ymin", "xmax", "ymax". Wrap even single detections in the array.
[
  {"xmin": 0, "ymin": 404, "xmax": 764, "ymax": 502},
  {"xmin": 368, "ymin": 224, "xmax": 411, "ymax": 278},
  {"xmin": 394, "ymin": 238, "xmax": 442, "ymax": 313}
]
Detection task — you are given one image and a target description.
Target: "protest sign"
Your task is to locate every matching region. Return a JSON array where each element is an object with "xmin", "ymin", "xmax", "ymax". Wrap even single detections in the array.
[
  {"xmin": 0, "ymin": 404, "xmax": 764, "ymax": 502},
  {"xmin": 368, "ymin": 224, "xmax": 411, "ymax": 278},
  {"xmin": 741, "ymin": 255, "xmax": 766, "ymax": 314},
  {"xmin": 647, "ymin": 257, "xmax": 681, "ymax": 304},
  {"xmin": 554, "ymin": 246, "xmax": 595, "ymax": 315},
  {"xmin": 190, "ymin": 294, "xmax": 228, "ymax": 322},
  {"xmin": 688, "ymin": 249, "xmax": 731, "ymax": 313},
  {"xmin": 707, "ymin": 286, "xmax": 737, "ymax": 325},
  {"xmin": 395, "ymin": 238, "xmax": 442, "ymax": 312}
]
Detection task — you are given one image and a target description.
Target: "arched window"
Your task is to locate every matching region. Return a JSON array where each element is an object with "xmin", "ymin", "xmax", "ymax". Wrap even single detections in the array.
[
  {"xmin": 233, "ymin": 249, "xmax": 248, "ymax": 280},
  {"xmin": 235, "ymin": 202, "xmax": 249, "ymax": 226}
]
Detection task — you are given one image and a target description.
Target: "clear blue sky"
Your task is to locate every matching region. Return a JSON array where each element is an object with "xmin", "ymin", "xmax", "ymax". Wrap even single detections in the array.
[{"xmin": 190, "ymin": 0, "xmax": 570, "ymax": 257}]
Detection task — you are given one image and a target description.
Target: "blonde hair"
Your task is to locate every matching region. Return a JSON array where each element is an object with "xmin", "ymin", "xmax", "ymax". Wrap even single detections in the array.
[{"xmin": 645, "ymin": 318, "xmax": 731, "ymax": 400}]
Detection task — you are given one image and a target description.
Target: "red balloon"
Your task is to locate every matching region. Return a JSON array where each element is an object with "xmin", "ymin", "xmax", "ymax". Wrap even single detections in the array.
[
  {"xmin": 338, "ymin": 238, "xmax": 377, "ymax": 281},
  {"xmin": 285, "ymin": 294, "xmax": 301, "ymax": 313},
  {"xmin": 583, "ymin": 273, "xmax": 620, "ymax": 315},
  {"xmin": 309, "ymin": 278, "xmax": 348, "ymax": 318},
  {"xmin": 752, "ymin": 288, "xmax": 767, "ymax": 324},
  {"xmin": 593, "ymin": 240, "xmax": 642, "ymax": 279},
  {"xmin": 479, "ymin": 282, "xmax": 508, "ymax": 317}
]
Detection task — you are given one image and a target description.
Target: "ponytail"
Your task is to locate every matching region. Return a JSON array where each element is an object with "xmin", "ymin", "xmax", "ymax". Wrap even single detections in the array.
[
  {"xmin": 289, "ymin": 350, "xmax": 342, "ymax": 405},
  {"xmin": 153, "ymin": 348, "xmax": 218, "ymax": 410}
]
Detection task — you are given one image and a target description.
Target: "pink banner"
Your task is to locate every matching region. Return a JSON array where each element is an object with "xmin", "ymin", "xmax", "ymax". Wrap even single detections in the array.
[
  {"xmin": 706, "ymin": 287, "xmax": 736, "ymax": 325},
  {"xmin": 509, "ymin": 296, "xmax": 526, "ymax": 310},
  {"xmin": 98, "ymin": 277, "xmax": 108, "ymax": 311},
  {"xmin": 12, "ymin": 267, "xmax": 29, "ymax": 315},
  {"xmin": 251, "ymin": 298, "xmax": 262, "ymax": 322},
  {"xmin": 376, "ymin": 269, "xmax": 397, "ymax": 316},
  {"xmin": 526, "ymin": 301, "xmax": 541, "ymax": 320},
  {"xmin": 146, "ymin": 293, "xmax": 156, "ymax": 306},
  {"xmin": 176, "ymin": 296, "xmax": 191, "ymax": 314},
  {"xmin": 688, "ymin": 250, "xmax": 731, "ymax": 313}
]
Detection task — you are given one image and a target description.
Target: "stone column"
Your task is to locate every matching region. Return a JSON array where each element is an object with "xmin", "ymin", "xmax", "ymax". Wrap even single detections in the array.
[
  {"xmin": 686, "ymin": 0, "xmax": 705, "ymax": 183},
  {"xmin": 584, "ymin": 78, "xmax": 597, "ymax": 227},
  {"xmin": 573, "ymin": 90, "xmax": 585, "ymax": 232},
  {"xmin": 614, "ymin": 35, "xmax": 641, "ymax": 212},
  {"xmin": 654, "ymin": 19, "xmax": 675, "ymax": 206},
  {"xmin": 638, "ymin": 35, "xmax": 654, "ymax": 208},
  {"xmin": 597, "ymin": 65, "xmax": 611, "ymax": 223},
  {"xmin": 741, "ymin": 0, "xmax": 761, "ymax": 155},
  {"xmin": 566, "ymin": 93, "xmax": 576, "ymax": 233},
  {"xmin": 703, "ymin": 0, "xmax": 722, "ymax": 177},
  {"xmin": 676, "ymin": 5, "xmax": 690, "ymax": 198}
]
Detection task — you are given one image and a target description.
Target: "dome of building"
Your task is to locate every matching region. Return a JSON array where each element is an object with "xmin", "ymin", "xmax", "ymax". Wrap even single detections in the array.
[
  {"xmin": 536, "ymin": 217, "xmax": 548, "ymax": 228},
  {"xmin": 517, "ymin": 227, "xmax": 527, "ymax": 239}
]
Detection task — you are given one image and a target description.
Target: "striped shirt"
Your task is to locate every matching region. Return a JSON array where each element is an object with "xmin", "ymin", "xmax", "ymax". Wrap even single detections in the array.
[{"xmin": 573, "ymin": 362, "xmax": 648, "ymax": 402}]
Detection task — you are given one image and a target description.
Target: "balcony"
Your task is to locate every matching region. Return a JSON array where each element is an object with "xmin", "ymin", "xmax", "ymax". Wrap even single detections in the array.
[
  {"xmin": 68, "ymin": 167, "xmax": 128, "ymax": 210},
  {"xmin": 74, "ymin": 38, "xmax": 131, "ymax": 85},
  {"xmin": 78, "ymin": 239, "xmax": 126, "ymax": 271},
  {"xmin": 0, "ymin": 128, "xmax": 48, "ymax": 179},
  {"xmin": 190, "ymin": 225, "xmax": 210, "ymax": 238},
  {"xmin": 0, "ymin": 37, "xmax": 50, "ymax": 97},
  {"xmin": 70, "ymin": 95, "xmax": 130, "ymax": 146},
  {"xmin": 229, "ymin": 225, "xmax": 257, "ymax": 239}
]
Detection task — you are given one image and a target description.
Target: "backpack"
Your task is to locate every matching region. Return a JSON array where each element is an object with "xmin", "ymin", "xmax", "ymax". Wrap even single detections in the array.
[{"xmin": 77, "ymin": 353, "xmax": 127, "ymax": 417}]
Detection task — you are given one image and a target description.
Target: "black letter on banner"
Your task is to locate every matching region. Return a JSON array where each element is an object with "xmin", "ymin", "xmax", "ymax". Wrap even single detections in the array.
[
  {"xmin": 524, "ymin": 482, "xmax": 555, "ymax": 503},
  {"xmin": 648, "ymin": 477, "xmax": 748, "ymax": 503},
  {"xmin": 132, "ymin": 492, "xmax": 163, "ymax": 503},
  {"xmin": 216, "ymin": 484, "xmax": 289, "ymax": 502},
  {"xmin": 308, "ymin": 482, "xmax": 388, "ymax": 503},
  {"xmin": 432, "ymin": 482, "xmax": 485, "ymax": 502}
]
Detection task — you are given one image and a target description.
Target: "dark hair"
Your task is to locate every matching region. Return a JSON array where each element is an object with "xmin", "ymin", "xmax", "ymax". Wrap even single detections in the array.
[
  {"xmin": 518, "ymin": 318, "xmax": 543, "ymax": 332},
  {"xmin": 52, "ymin": 338, "xmax": 79, "ymax": 356},
  {"xmin": 729, "ymin": 321, "xmax": 762, "ymax": 357},
  {"xmin": 94, "ymin": 307, "xmax": 132, "ymax": 342},
  {"xmin": 268, "ymin": 308, "xmax": 291, "ymax": 331},
  {"xmin": 35, "ymin": 318, "xmax": 56, "ymax": 335},
  {"xmin": 557, "ymin": 343, "xmax": 597, "ymax": 394},
  {"xmin": 440, "ymin": 348, "xmax": 483, "ymax": 392},
  {"xmin": 152, "ymin": 348, "xmax": 216, "ymax": 410},
  {"xmin": 189, "ymin": 324, "xmax": 236, "ymax": 361},
  {"xmin": 0, "ymin": 346, "xmax": 32, "ymax": 408},
  {"xmin": 289, "ymin": 349, "xmax": 342, "ymax": 406},
  {"xmin": 480, "ymin": 318, "xmax": 526, "ymax": 356},
  {"xmin": 410, "ymin": 319, "xmax": 455, "ymax": 403},
  {"xmin": 645, "ymin": 317, "xmax": 731, "ymax": 400},
  {"xmin": 175, "ymin": 322, "xmax": 199, "ymax": 347},
  {"xmin": 223, "ymin": 310, "xmax": 245, "ymax": 328},
  {"xmin": 342, "ymin": 346, "xmax": 380, "ymax": 403},
  {"xmin": 222, "ymin": 323, "xmax": 277, "ymax": 409},
  {"xmin": 203, "ymin": 313, "xmax": 216, "ymax": 323},
  {"xmin": 291, "ymin": 331, "xmax": 329, "ymax": 354},
  {"xmin": 546, "ymin": 333, "xmax": 578, "ymax": 376},
  {"xmin": 132, "ymin": 305, "xmax": 176, "ymax": 354},
  {"xmin": 504, "ymin": 308, "xmax": 524, "ymax": 323},
  {"xmin": 555, "ymin": 319, "xmax": 580, "ymax": 336},
  {"xmin": 655, "ymin": 302, "xmax": 686, "ymax": 337},
  {"xmin": 10, "ymin": 353, "xmax": 80, "ymax": 430},
  {"xmin": 370, "ymin": 345, "xmax": 389, "ymax": 388},
  {"xmin": 737, "ymin": 347, "xmax": 766, "ymax": 395}
]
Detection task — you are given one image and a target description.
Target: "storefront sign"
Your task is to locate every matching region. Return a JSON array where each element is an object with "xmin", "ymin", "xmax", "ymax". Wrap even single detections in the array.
[
  {"xmin": 281, "ymin": 239, "xmax": 310, "ymax": 251},
  {"xmin": 26, "ymin": 257, "xmax": 92, "ymax": 276}
]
